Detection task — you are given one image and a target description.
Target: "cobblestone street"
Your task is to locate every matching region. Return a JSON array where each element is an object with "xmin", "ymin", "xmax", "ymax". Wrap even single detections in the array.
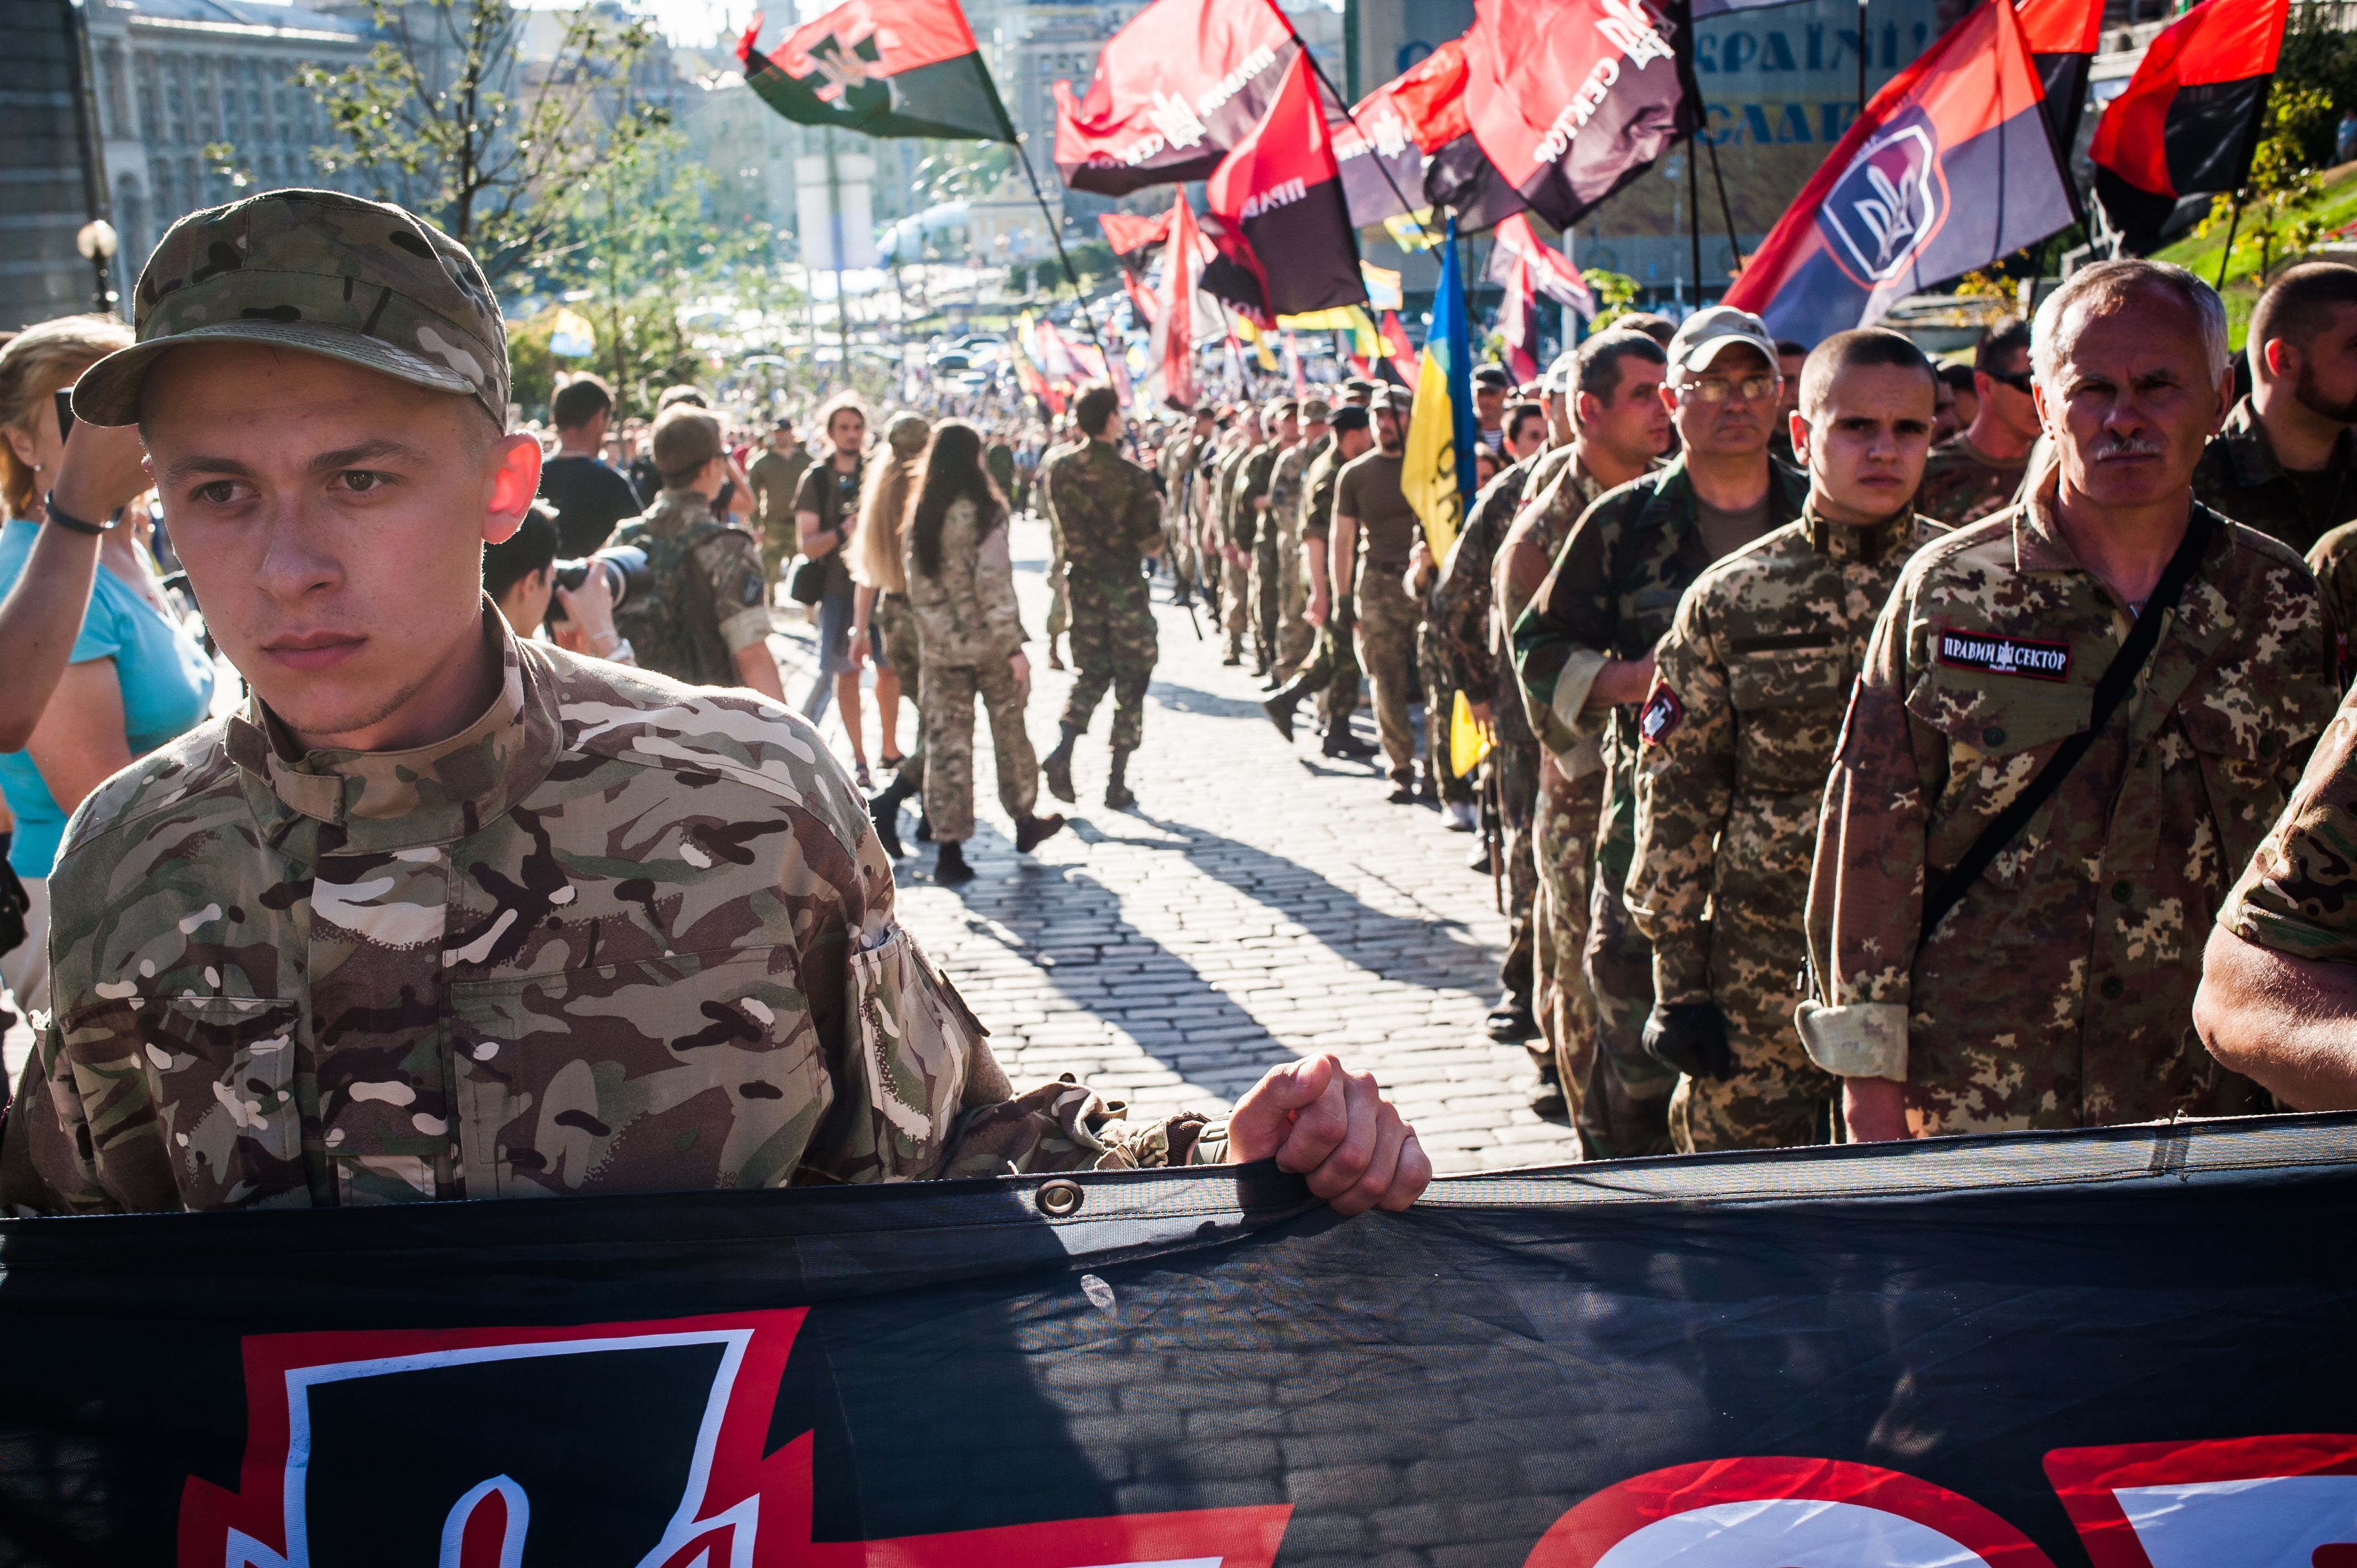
[{"xmin": 780, "ymin": 512, "xmax": 1582, "ymax": 1174}]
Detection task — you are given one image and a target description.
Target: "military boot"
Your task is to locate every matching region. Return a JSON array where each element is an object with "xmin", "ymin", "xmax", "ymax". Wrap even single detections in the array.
[
  {"xmin": 1103, "ymin": 748, "xmax": 1137, "ymax": 811},
  {"xmin": 1041, "ymin": 722, "xmax": 1081, "ymax": 804},
  {"xmin": 934, "ymin": 840, "xmax": 975, "ymax": 885},
  {"xmin": 1261, "ymin": 688, "xmax": 1303, "ymax": 741},
  {"xmin": 1046, "ymin": 633, "xmax": 1066, "ymax": 672}
]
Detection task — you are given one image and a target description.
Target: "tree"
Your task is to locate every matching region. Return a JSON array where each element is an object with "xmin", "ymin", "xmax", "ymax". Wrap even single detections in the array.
[
  {"xmin": 2198, "ymin": 83, "xmax": 2338, "ymax": 285},
  {"xmin": 293, "ymin": 0, "xmax": 671, "ymax": 286}
]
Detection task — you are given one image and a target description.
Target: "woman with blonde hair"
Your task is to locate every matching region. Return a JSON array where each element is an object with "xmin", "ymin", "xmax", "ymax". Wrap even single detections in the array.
[
  {"xmin": 902, "ymin": 419, "xmax": 1064, "ymax": 885},
  {"xmin": 850, "ymin": 410, "xmax": 931, "ymax": 857},
  {"xmin": 0, "ymin": 316, "xmax": 215, "ymax": 1012}
]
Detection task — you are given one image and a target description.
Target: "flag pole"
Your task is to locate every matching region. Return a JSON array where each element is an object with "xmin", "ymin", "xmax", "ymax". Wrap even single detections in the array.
[
  {"xmin": 2215, "ymin": 195, "xmax": 2243, "ymax": 290},
  {"xmin": 1674, "ymin": 0, "xmax": 1705, "ymax": 299},
  {"xmin": 1704, "ymin": 132, "xmax": 1744, "ymax": 275},
  {"xmin": 1270, "ymin": 9, "xmax": 1436, "ymax": 249},
  {"xmin": 1008, "ymin": 135, "xmax": 1150, "ymax": 461}
]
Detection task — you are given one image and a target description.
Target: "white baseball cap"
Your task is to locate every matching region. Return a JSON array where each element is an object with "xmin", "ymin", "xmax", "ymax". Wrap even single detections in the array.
[{"xmin": 1665, "ymin": 305, "xmax": 1779, "ymax": 376}]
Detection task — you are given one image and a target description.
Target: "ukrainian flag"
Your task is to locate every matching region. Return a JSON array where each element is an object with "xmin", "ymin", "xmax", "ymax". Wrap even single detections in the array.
[{"xmin": 1402, "ymin": 216, "xmax": 1478, "ymax": 560}]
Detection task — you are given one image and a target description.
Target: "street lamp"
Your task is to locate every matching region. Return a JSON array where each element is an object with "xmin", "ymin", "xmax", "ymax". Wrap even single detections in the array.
[{"xmin": 76, "ymin": 219, "xmax": 119, "ymax": 313}]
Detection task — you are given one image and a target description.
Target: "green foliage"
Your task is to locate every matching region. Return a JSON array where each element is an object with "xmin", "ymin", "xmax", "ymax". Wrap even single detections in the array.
[
  {"xmin": 290, "ymin": 0, "xmax": 670, "ymax": 286},
  {"xmin": 2196, "ymin": 84, "xmax": 2338, "ymax": 284},
  {"xmin": 909, "ymin": 144, "xmax": 1016, "ymax": 207},
  {"xmin": 1582, "ymin": 269, "xmax": 1641, "ymax": 328},
  {"xmin": 2278, "ymin": 6, "xmax": 2357, "ymax": 167}
]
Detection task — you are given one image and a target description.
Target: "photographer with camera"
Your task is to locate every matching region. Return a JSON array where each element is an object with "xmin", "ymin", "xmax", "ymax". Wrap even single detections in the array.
[
  {"xmin": 608, "ymin": 405, "xmax": 781, "ymax": 699},
  {"xmin": 485, "ymin": 503, "xmax": 633, "ymax": 666}
]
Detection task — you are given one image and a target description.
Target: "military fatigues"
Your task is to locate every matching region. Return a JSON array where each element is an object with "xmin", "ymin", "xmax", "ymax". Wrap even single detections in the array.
[
  {"xmin": 1802, "ymin": 487, "xmax": 2337, "ymax": 1133},
  {"xmin": 904, "ymin": 497, "xmax": 1038, "ymax": 845},
  {"xmin": 1160, "ymin": 434, "xmax": 1205, "ymax": 600},
  {"xmin": 1628, "ymin": 507, "xmax": 1944, "ymax": 1152},
  {"xmin": 1242, "ymin": 442, "xmax": 1286, "ymax": 672},
  {"xmin": 747, "ymin": 445, "xmax": 811, "ymax": 592},
  {"xmin": 1268, "ymin": 435, "xmax": 1325, "ymax": 677},
  {"xmin": 1915, "ymin": 431, "xmax": 2027, "ymax": 529},
  {"xmin": 2193, "ymin": 396, "xmax": 2357, "ymax": 558},
  {"xmin": 1035, "ymin": 438, "xmax": 1082, "ymax": 643},
  {"xmin": 1496, "ymin": 453, "xmax": 1611, "ymax": 1133},
  {"xmin": 1339, "ymin": 450, "xmax": 1424, "ymax": 777},
  {"xmin": 1044, "ymin": 440, "xmax": 1162, "ymax": 755},
  {"xmin": 609, "ymin": 489, "xmax": 773, "ymax": 688},
  {"xmin": 1213, "ymin": 442, "xmax": 1255, "ymax": 659},
  {"xmin": 2220, "ymin": 683, "xmax": 2357, "ymax": 967},
  {"xmin": 1272, "ymin": 442, "xmax": 1364, "ymax": 729},
  {"xmin": 2307, "ymin": 523, "xmax": 2357, "ymax": 688},
  {"xmin": 1513, "ymin": 457, "xmax": 1807, "ymax": 1157},
  {"xmin": 1, "ymin": 628, "xmax": 1224, "ymax": 1213}
]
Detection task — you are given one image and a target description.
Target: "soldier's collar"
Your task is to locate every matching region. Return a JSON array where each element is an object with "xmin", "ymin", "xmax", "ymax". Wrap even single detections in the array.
[
  {"xmin": 1802, "ymin": 499, "xmax": 1916, "ymax": 559},
  {"xmin": 228, "ymin": 609, "xmax": 562, "ymax": 850}
]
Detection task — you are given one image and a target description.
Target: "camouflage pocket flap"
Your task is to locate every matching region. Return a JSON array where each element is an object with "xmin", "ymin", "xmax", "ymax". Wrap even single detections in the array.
[
  {"xmin": 1726, "ymin": 647, "xmax": 1850, "ymax": 711},
  {"xmin": 846, "ymin": 923, "xmax": 983, "ymax": 1181},
  {"xmin": 2177, "ymin": 691, "xmax": 2319, "ymax": 764},
  {"xmin": 1905, "ymin": 663, "xmax": 2091, "ymax": 760},
  {"xmin": 66, "ymin": 995, "xmax": 303, "ymax": 1209}
]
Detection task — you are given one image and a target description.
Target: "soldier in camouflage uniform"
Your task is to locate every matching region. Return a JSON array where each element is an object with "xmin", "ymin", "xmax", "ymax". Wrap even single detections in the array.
[
  {"xmin": 1033, "ymin": 418, "xmax": 1082, "ymax": 670},
  {"xmin": 1627, "ymin": 329, "xmax": 1947, "ymax": 1153},
  {"xmin": 1264, "ymin": 408, "xmax": 1375, "ymax": 757},
  {"xmin": 1803, "ymin": 260, "xmax": 2338, "ymax": 1141},
  {"xmin": 1207, "ymin": 419, "xmax": 1253, "ymax": 664},
  {"xmin": 1495, "ymin": 333, "xmax": 1670, "ymax": 1123},
  {"xmin": 1160, "ymin": 408, "xmax": 1214, "ymax": 606},
  {"xmin": 1268, "ymin": 399, "xmax": 1330, "ymax": 680},
  {"xmin": 1514, "ymin": 311, "xmax": 1802, "ymax": 1157},
  {"xmin": 747, "ymin": 417, "xmax": 811, "ymax": 595},
  {"xmin": 2191, "ymin": 264, "xmax": 2357, "ymax": 555},
  {"xmin": 1040, "ymin": 384, "xmax": 1164, "ymax": 812},
  {"xmin": 608, "ymin": 407, "xmax": 780, "ymax": 693},
  {"xmin": 1246, "ymin": 399, "xmax": 1299, "ymax": 679},
  {"xmin": 1915, "ymin": 320, "xmax": 2036, "ymax": 528},
  {"xmin": 12, "ymin": 188, "xmax": 1435, "ymax": 1215}
]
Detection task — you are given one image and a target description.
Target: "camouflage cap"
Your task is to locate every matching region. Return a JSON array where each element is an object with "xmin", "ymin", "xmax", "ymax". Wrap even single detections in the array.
[
  {"xmin": 1300, "ymin": 396, "xmax": 1332, "ymax": 422},
  {"xmin": 74, "ymin": 188, "xmax": 509, "ymax": 430}
]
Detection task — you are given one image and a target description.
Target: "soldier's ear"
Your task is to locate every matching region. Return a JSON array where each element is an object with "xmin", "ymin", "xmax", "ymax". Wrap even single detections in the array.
[{"xmin": 482, "ymin": 432, "xmax": 542, "ymax": 546}]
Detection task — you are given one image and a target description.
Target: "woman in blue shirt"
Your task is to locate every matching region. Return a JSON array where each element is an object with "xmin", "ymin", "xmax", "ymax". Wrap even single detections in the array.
[{"xmin": 0, "ymin": 317, "xmax": 216, "ymax": 1014}]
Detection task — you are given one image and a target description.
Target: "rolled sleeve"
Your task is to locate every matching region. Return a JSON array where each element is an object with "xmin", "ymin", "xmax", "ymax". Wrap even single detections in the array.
[{"xmin": 2219, "ymin": 702, "xmax": 2357, "ymax": 964}]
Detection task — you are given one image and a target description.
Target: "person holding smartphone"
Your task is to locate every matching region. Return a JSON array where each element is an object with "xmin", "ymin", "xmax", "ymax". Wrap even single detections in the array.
[{"xmin": 0, "ymin": 316, "xmax": 215, "ymax": 1012}]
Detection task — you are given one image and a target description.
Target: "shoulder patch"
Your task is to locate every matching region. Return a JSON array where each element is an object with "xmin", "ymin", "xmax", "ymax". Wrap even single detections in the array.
[
  {"xmin": 1639, "ymin": 683, "xmax": 1684, "ymax": 745},
  {"xmin": 1935, "ymin": 626, "xmax": 2071, "ymax": 681}
]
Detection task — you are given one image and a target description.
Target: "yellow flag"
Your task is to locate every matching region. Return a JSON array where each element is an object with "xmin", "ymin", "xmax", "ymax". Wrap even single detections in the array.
[
  {"xmin": 1450, "ymin": 690, "xmax": 1494, "ymax": 777},
  {"xmin": 1401, "ymin": 348, "xmax": 1461, "ymax": 560}
]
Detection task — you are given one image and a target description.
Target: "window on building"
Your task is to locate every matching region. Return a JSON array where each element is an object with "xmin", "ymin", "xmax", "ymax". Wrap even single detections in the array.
[{"xmin": 116, "ymin": 174, "xmax": 146, "ymax": 285}]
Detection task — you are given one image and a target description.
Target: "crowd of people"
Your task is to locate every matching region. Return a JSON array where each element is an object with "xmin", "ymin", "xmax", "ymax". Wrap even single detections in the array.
[{"xmin": 7, "ymin": 182, "xmax": 2357, "ymax": 1219}]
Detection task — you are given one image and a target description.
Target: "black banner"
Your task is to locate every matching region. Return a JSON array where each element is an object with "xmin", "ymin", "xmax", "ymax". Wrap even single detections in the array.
[{"xmin": 4, "ymin": 1116, "xmax": 2357, "ymax": 1564}]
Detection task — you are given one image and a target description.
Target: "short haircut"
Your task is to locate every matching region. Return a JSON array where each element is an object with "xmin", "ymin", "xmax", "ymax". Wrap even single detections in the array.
[
  {"xmin": 656, "ymin": 384, "xmax": 707, "ymax": 410},
  {"xmin": 1774, "ymin": 339, "xmax": 1807, "ymax": 360},
  {"xmin": 483, "ymin": 504, "xmax": 559, "ymax": 601},
  {"xmin": 1506, "ymin": 400, "xmax": 1546, "ymax": 440},
  {"xmin": 1938, "ymin": 362, "xmax": 1977, "ymax": 394},
  {"xmin": 1613, "ymin": 311, "xmax": 1677, "ymax": 347},
  {"xmin": 651, "ymin": 405, "xmax": 722, "ymax": 483},
  {"xmin": 550, "ymin": 373, "xmax": 614, "ymax": 430},
  {"xmin": 2251, "ymin": 262, "xmax": 2357, "ymax": 364},
  {"xmin": 816, "ymin": 389, "xmax": 868, "ymax": 432},
  {"xmin": 2034, "ymin": 259, "xmax": 2229, "ymax": 389},
  {"xmin": 1799, "ymin": 327, "xmax": 1937, "ymax": 420},
  {"xmin": 1974, "ymin": 317, "xmax": 2032, "ymax": 374},
  {"xmin": 1576, "ymin": 328, "xmax": 1669, "ymax": 402},
  {"xmin": 1073, "ymin": 381, "xmax": 1121, "ymax": 436}
]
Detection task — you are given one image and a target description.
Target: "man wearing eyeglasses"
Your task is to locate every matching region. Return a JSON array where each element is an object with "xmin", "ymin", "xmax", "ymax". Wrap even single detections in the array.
[
  {"xmin": 1917, "ymin": 319, "xmax": 2037, "ymax": 528},
  {"xmin": 1511, "ymin": 306, "xmax": 1806, "ymax": 1158}
]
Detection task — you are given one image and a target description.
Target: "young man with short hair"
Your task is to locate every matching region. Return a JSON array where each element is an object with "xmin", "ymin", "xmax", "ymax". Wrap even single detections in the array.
[
  {"xmin": 1917, "ymin": 319, "xmax": 2037, "ymax": 527},
  {"xmin": 538, "ymin": 373, "xmax": 644, "ymax": 555},
  {"xmin": 1330, "ymin": 390, "xmax": 1427, "ymax": 801},
  {"xmin": 6, "ymin": 189, "xmax": 1432, "ymax": 1219},
  {"xmin": 2194, "ymin": 260, "xmax": 2357, "ymax": 555},
  {"xmin": 746, "ymin": 416, "xmax": 810, "ymax": 596},
  {"xmin": 608, "ymin": 406, "xmax": 779, "ymax": 697}
]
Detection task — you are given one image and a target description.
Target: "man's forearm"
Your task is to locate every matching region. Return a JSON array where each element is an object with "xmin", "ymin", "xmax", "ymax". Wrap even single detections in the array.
[
  {"xmin": 795, "ymin": 510, "xmax": 837, "ymax": 557},
  {"xmin": 2195, "ymin": 924, "xmax": 2357, "ymax": 1110},
  {"xmin": 0, "ymin": 523, "xmax": 105, "ymax": 752},
  {"xmin": 1587, "ymin": 653, "xmax": 1659, "ymax": 709},
  {"xmin": 1329, "ymin": 518, "xmax": 1357, "ymax": 610}
]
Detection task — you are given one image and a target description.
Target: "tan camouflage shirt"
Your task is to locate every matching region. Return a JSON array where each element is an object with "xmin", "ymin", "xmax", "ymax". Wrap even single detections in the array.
[
  {"xmin": 3, "ymin": 626, "xmax": 1216, "ymax": 1214},
  {"xmin": 1628, "ymin": 506, "xmax": 1944, "ymax": 1006},
  {"xmin": 1803, "ymin": 484, "xmax": 2338, "ymax": 1134},
  {"xmin": 1915, "ymin": 431, "xmax": 2029, "ymax": 529},
  {"xmin": 2218, "ymin": 683, "xmax": 2357, "ymax": 963}
]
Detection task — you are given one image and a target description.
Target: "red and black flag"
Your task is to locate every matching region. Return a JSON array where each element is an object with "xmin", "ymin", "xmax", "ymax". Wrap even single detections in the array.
[
  {"xmin": 1052, "ymin": 0, "xmax": 1298, "ymax": 195},
  {"xmin": 1331, "ymin": 54, "xmax": 1446, "ymax": 229},
  {"xmin": 2015, "ymin": 0, "xmax": 2105, "ymax": 157},
  {"xmin": 1203, "ymin": 50, "xmax": 1367, "ymax": 318},
  {"xmin": 737, "ymin": 0, "xmax": 1012, "ymax": 142},
  {"xmin": 1722, "ymin": 0, "xmax": 2075, "ymax": 347},
  {"xmin": 1452, "ymin": 0, "xmax": 1692, "ymax": 231},
  {"xmin": 2090, "ymin": 0, "xmax": 2289, "ymax": 257}
]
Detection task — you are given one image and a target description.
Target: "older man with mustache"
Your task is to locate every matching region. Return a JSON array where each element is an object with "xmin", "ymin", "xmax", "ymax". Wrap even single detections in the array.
[{"xmin": 1798, "ymin": 260, "xmax": 2340, "ymax": 1142}]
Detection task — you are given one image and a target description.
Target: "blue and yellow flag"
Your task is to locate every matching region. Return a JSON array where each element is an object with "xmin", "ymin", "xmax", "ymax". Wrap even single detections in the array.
[{"xmin": 1402, "ymin": 216, "xmax": 1478, "ymax": 560}]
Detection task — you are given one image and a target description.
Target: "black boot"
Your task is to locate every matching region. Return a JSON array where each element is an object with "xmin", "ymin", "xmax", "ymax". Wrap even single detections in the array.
[
  {"xmin": 1042, "ymin": 723, "xmax": 1081, "ymax": 804},
  {"xmin": 914, "ymin": 811, "xmax": 933, "ymax": 843},
  {"xmin": 1103, "ymin": 748, "xmax": 1136, "ymax": 811},
  {"xmin": 1324, "ymin": 728, "xmax": 1378, "ymax": 760},
  {"xmin": 1262, "ymin": 689, "xmax": 1302, "ymax": 741},
  {"xmin": 1486, "ymin": 991, "xmax": 1538, "ymax": 1043},
  {"xmin": 934, "ymin": 840, "xmax": 975, "ymax": 885},
  {"xmin": 867, "ymin": 769, "xmax": 919, "ymax": 858},
  {"xmin": 1015, "ymin": 812, "xmax": 1068, "ymax": 853}
]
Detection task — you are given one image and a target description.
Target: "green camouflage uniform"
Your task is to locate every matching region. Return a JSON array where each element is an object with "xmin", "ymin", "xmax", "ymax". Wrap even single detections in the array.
[
  {"xmin": 1274, "ymin": 442, "xmax": 1363, "ymax": 729},
  {"xmin": 1627, "ymin": 506, "xmax": 1944, "ymax": 1152},
  {"xmin": 1035, "ymin": 438, "xmax": 1084, "ymax": 641},
  {"xmin": 609, "ymin": 489, "xmax": 774, "ymax": 688},
  {"xmin": 2219, "ymin": 683, "xmax": 2357, "ymax": 963},
  {"xmin": 2307, "ymin": 522, "xmax": 2357, "ymax": 689},
  {"xmin": 1268, "ymin": 435, "xmax": 1325, "ymax": 676},
  {"xmin": 1802, "ymin": 489, "xmax": 2337, "ymax": 1134},
  {"xmin": 1227, "ymin": 441, "xmax": 1282, "ymax": 667},
  {"xmin": 1043, "ymin": 440, "xmax": 1162, "ymax": 754},
  {"xmin": 1242, "ymin": 441, "xmax": 1286, "ymax": 671},
  {"xmin": 1512, "ymin": 456, "xmax": 1807, "ymax": 1157},
  {"xmin": 1, "ymin": 629, "xmax": 1222, "ymax": 1213},
  {"xmin": 903, "ymin": 498, "xmax": 1038, "ymax": 845},
  {"xmin": 1496, "ymin": 455, "xmax": 1610, "ymax": 1129},
  {"xmin": 1160, "ymin": 432, "xmax": 1205, "ymax": 597},
  {"xmin": 747, "ymin": 445, "xmax": 811, "ymax": 591},
  {"xmin": 1915, "ymin": 431, "xmax": 2027, "ymax": 529},
  {"xmin": 1212, "ymin": 441, "xmax": 1255, "ymax": 658},
  {"xmin": 1339, "ymin": 449, "xmax": 1423, "ymax": 777},
  {"xmin": 2193, "ymin": 396, "xmax": 2357, "ymax": 557}
]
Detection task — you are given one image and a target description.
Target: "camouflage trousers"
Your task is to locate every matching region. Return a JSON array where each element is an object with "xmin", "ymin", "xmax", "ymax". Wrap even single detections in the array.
[
  {"xmin": 1166, "ymin": 515, "xmax": 1200, "ymax": 601},
  {"xmin": 1252, "ymin": 525, "xmax": 1280, "ymax": 669},
  {"xmin": 1495, "ymin": 705, "xmax": 1542, "ymax": 1013},
  {"xmin": 1061, "ymin": 576, "xmax": 1158, "ymax": 754},
  {"xmin": 1668, "ymin": 901, "xmax": 1839, "ymax": 1154},
  {"xmin": 1421, "ymin": 616, "xmax": 1475, "ymax": 806},
  {"xmin": 1277, "ymin": 522, "xmax": 1313, "ymax": 678},
  {"xmin": 1279, "ymin": 606, "xmax": 1363, "ymax": 729},
  {"xmin": 1535, "ymin": 761, "xmax": 1601, "ymax": 1116},
  {"xmin": 1220, "ymin": 546, "xmax": 1250, "ymax": 657},
  {"xmin": 877, "ymin": 592, "xmax": 924, "ymax": 786},
  {"xmin": 1352, "ymin": 565, "xmax": 1419, "ymax": 774},
  {"xmin": 919, "ymin": 655, "xmax": 1039, "ymax": 844},
  {"xmin": 1045, "ymin": 512, "xmax": 1069, "ymax": 639},
  {"xmin": 1579, "ymin": 828, "xmax": 1675, "ymax": 1159}
]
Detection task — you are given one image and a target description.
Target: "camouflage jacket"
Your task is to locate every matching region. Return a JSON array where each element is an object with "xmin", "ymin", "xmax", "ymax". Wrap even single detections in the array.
[
  {"xmin": 2307, "ymin": 522, "xmax": 2357, "ymax": 686},
  {"xmin": 610, "ymin": 490, "xmax": 772, "ymax": 688},
  {"xmin": 1209, "ymin": 442, "xmax": 1251, "ymax": 548},
  {"xmin": 1228, "ymin": 442, "xmax": 1283, "ymax": 551},
  {"xmin": 903, "ymin": 497, "xmax": 1026, "ymax": 667},
  {"xmin": 1042, "ymin": 439, "xmax": 1161, "ymax": 595},
  {"xmin": 2193, "ymin": 395, "xmax": 2357, "ymax": 556},
  {"xmin": 1512, "ymin": 457, "xmax": 1808, "ymax": 888},
  {"xmin": 747, "ymin": 447, "xmax": 811, "ymax": 558},
  {"xmin": 1627, "ymin": 506, "xmax": 1944, "ymax": 1006},
  {"xmin": 1495, "ymin": 452, "xmax": 1614, "ymax": 777},
  {"xmin": 1916, "ymin": 431, "xmax": 2029, "ymax": 529},
  {"xmin": 2219, "ymin": 682, "xmax": 2357, "ymax": 963},
  {"xmin": 1301, "ymin": 442, "xmax": 1345, "ymax": 544},
  {"xmin": 1269, "ymin": 435, "xmax": 1326, "ymax": 542},
  {"xmin": 1159, "ymin": 434, "xmax": 1202, "ymax": 527},
  {"xmin": 1433, "ymin": 451, "xmax": 1545, "ymax": 698},
  {"xmin": 1802, "ymin": 487, "xmax": 2337, "ymax": 1134},
  {"xmin": 3, "ymin": 628, "xmax": 1219, "ymax": 1214}
]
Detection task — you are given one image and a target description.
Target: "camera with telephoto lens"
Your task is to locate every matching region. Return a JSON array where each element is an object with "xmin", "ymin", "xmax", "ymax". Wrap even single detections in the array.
[{"xmin": 544, "ymin": 545, "xmax": 652, "ymax": 628}]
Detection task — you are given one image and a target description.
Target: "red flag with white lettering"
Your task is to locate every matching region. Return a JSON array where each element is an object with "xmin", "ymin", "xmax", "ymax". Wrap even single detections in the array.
[
  {"xmin": 1204, "ymin": 50, "xmax": 1366, "ymax": 319},
  {"xmin": 1052, "ymin": 0, "xmax": 1299, "ymax": 195},
  {"xmin": 1148, "ymin": 194, "xmax": 1200, "ymax": 410}
]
